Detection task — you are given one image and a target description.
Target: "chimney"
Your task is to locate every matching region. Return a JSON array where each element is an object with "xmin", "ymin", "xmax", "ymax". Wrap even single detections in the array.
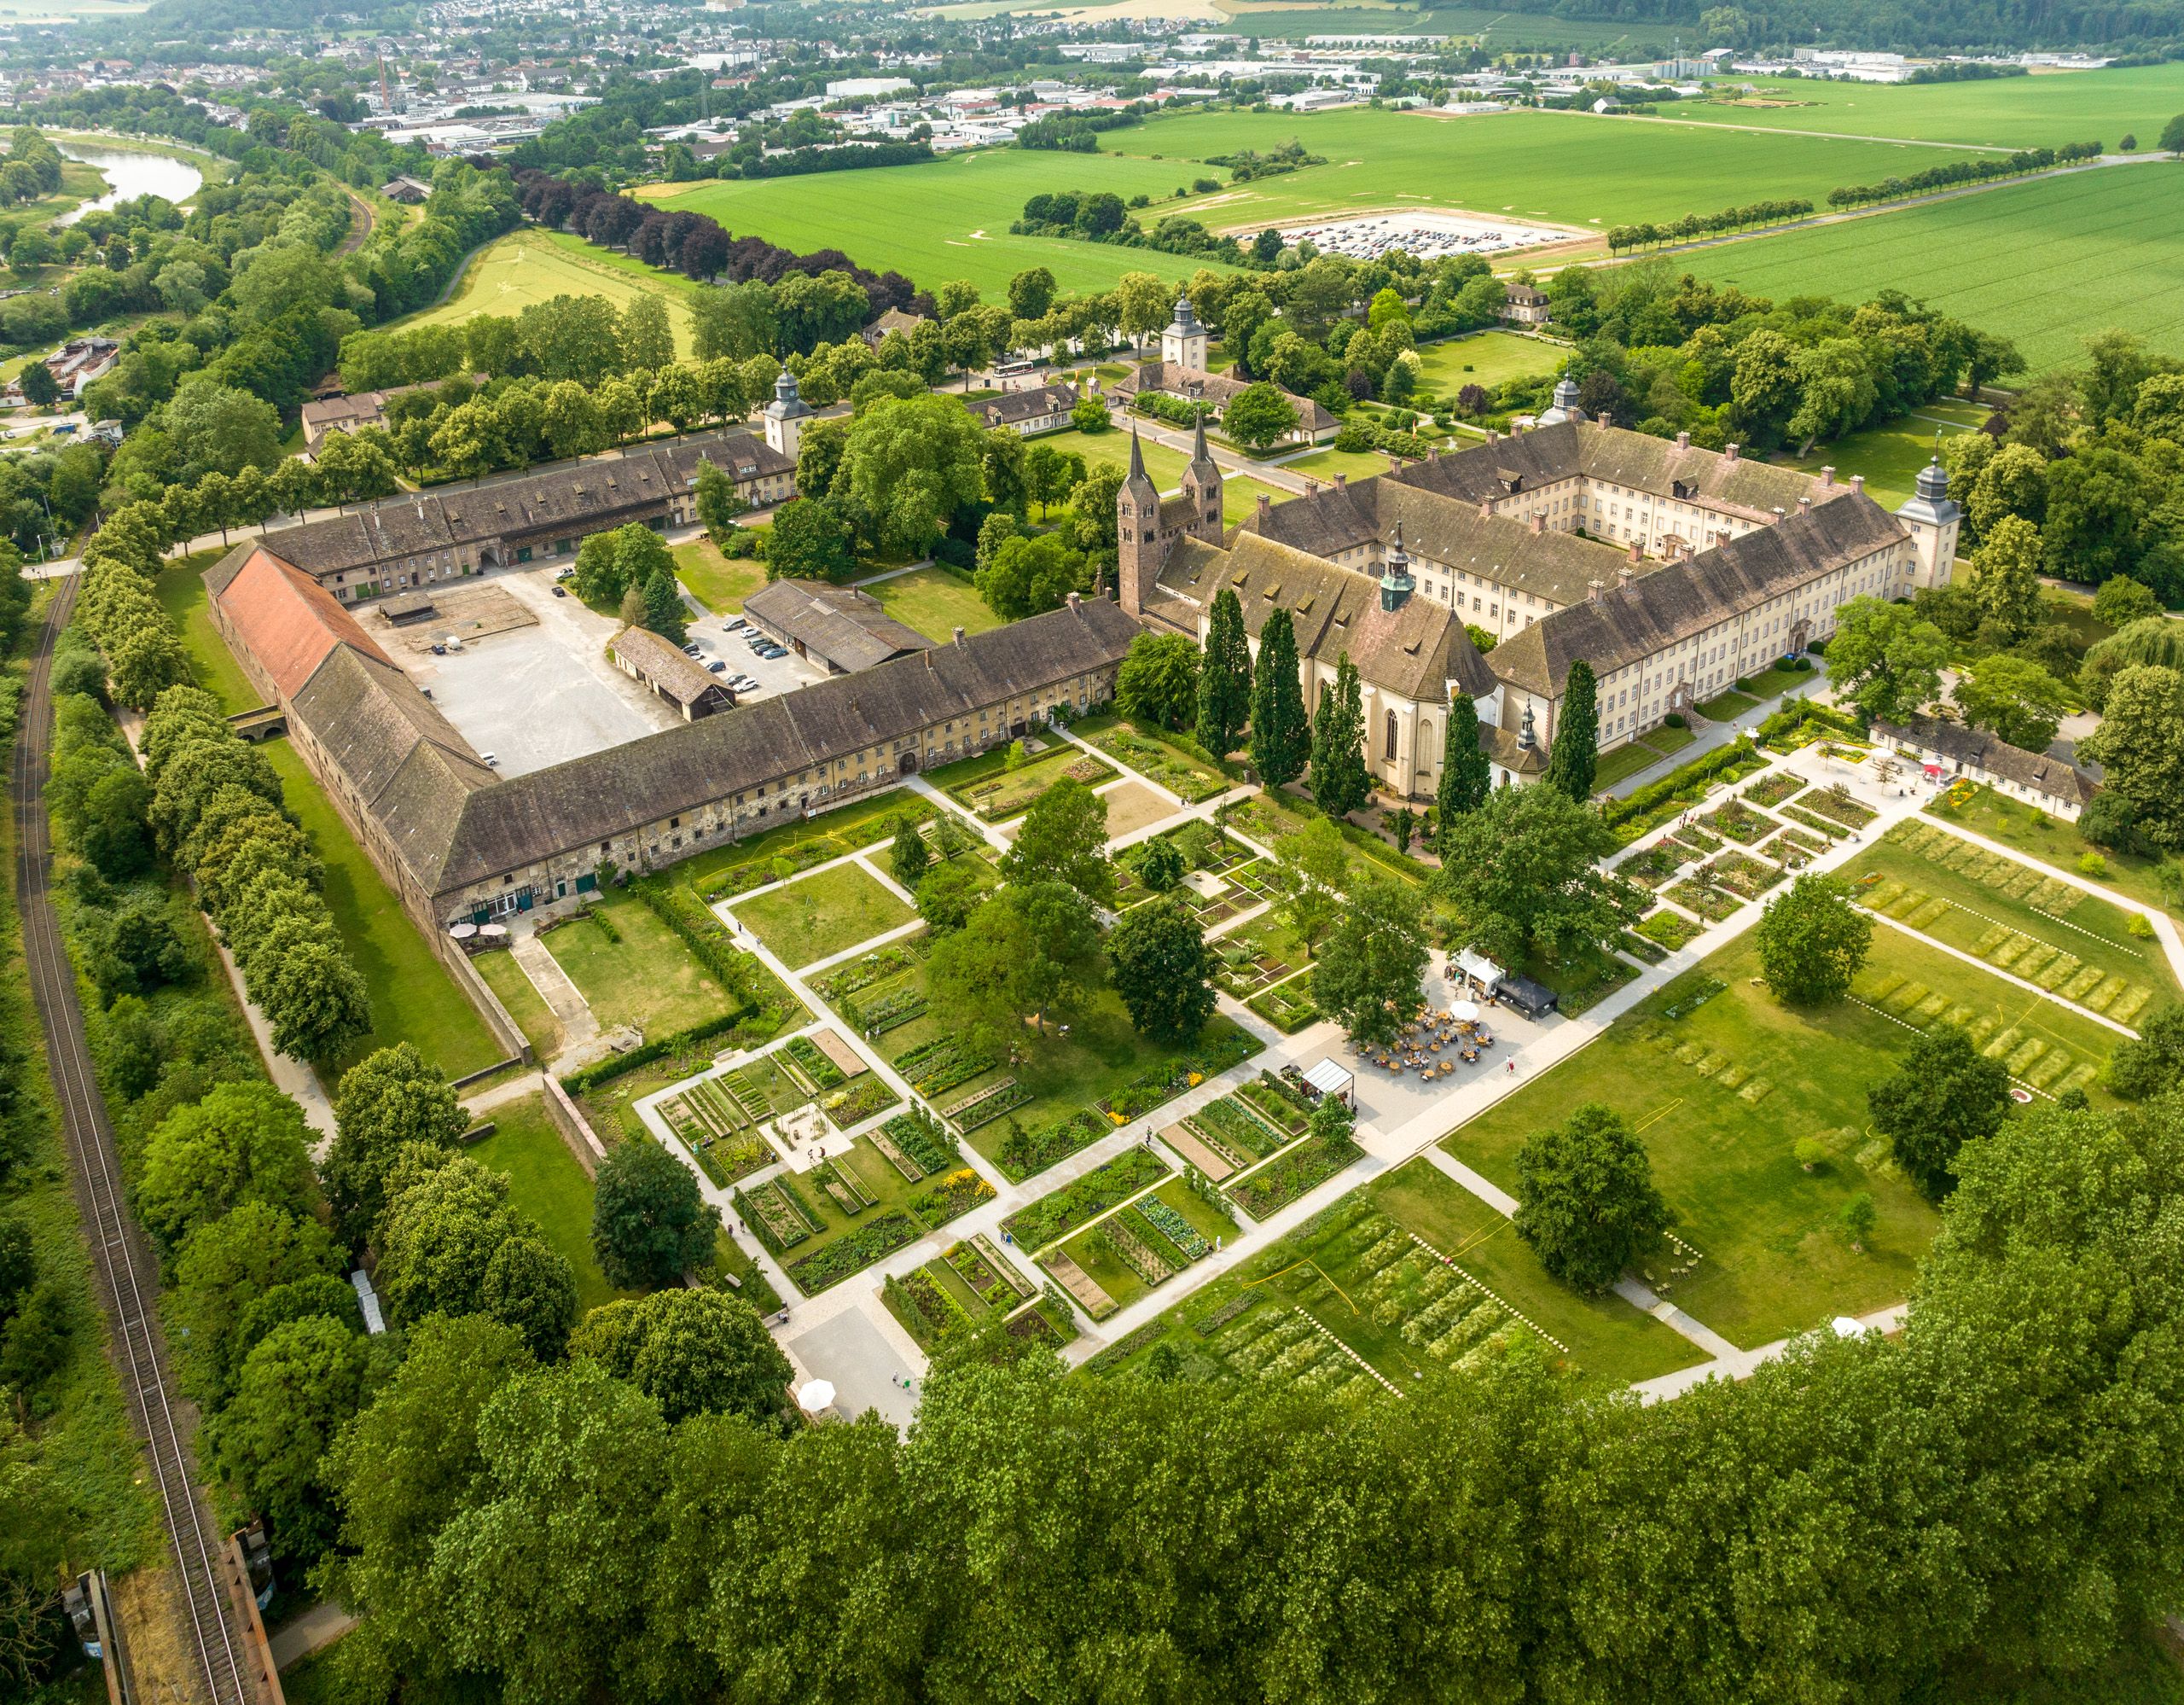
[
  {"xmin": 1618, "ymin": 564, "xmax": 1635, "ymax": 588},
  {"xmin": 1819, "ymin": 464, "xmax": 1835, "ymax": 487},
  {"xmin": 1478, "ymin": 498, "xmax": 1492, "ymax": 519},
  {"xmin": 1724, "ymin": 443, "xmax": 1740, "ymax": 463},
  {"xmin": 1851, "ymin": 474, "xmax": 1865, "ymax": 494},
  {"xmin": 1587, "ymin": 578, "xmax": 1605, "ymax": 604},
  {"xmin": 1428, "ymin": 446, "xmax": 1441, "ymax": 463},
  {"xmin": 1487, "ymin": 428, "xmax": 1499, "ymax": 443},
  {"xmin": 953, "ymin": 626, "xmax": 966, "ymax": 647},
  {"xmin": 1676, "ymin": 430, "xmax": 1689, "ymax": 450},
  {"xmin": 1798, "ymin": 496, "xmax": 1811, "ymax": 515},
  {"xmin": 1333, "ymin": 473, "xmax": 1347, "ymax": 492},
  {"xmin": 1531, "ymin": 511, "xmax": 1545, "ymax": 535},
  {"xmin": 1627, "ymin": 539, "xmax": 1641, "ymax": 565},
  {"xmin": 1066, "ymin": 591, "xmax": 1082, "ymax": 611},
  {"xmin": 1256, "ymin": 493, "xmax": 1272, "ymax": 524}
]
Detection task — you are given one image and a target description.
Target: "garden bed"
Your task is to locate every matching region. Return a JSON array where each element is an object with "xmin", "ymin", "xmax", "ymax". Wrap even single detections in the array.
[
  {"xmin": 937, "ymin": 742, "xmax": 1115, "ymax": 822},
  {"xmin": 1704, "ymin": 798, "xmax": 1779, "ymax": 846},
  {"xmin": 1004, "ymin": 1147, "xmax": 1169, "ymax": 1250},
  {"xmin": 819, "ymin": 1075, "xmax": 899, "ymax": 1131},
  {"xmin": 994, "ymin": 1108, "xmax": 1109, "ymax": 1178},
  {"xmin": 1664, "ymin": 879, "xmax": 1744, "ymax": 922},
  {"xmin": 1614, "ymin": 841, "xmax": 1687, "ymax": 889},
  {"xmin": 1636, "ymin": 908, "xmax": 1703, "ymax": 951},
  {"xmin": 1742, "ymin": 771, "xmax": 1807, "ymax": 809},
  {"xmin": 1796, "ymin": 783, "xmax": 1878, "ymax": 829},
  {"xmin": 1247, "ymin": 971, "xmax": 1319, "ymax": 1033},
  {"xmin": 1072, "ymin": 715, "xmax": 1230, "ymax": 803},
  {"xmin": 1226, "ymin": 1137, "xmax": 1363, "ymax": 1220}
]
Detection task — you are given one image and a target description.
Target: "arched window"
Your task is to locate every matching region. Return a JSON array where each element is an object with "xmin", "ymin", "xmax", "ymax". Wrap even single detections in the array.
[
  {"xmin": 1384, "ymin": 710, "xmax": 1399, "ymax": 762},
  {"xmin": 1420, "ymin": 719, "xmax": 1434, "ymax": 761}
]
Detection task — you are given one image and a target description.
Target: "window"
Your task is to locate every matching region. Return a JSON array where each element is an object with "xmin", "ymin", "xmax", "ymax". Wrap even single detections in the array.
[{"xmin": 1384, "ymin": 710, "xmax": 1398, "ymax": 761}]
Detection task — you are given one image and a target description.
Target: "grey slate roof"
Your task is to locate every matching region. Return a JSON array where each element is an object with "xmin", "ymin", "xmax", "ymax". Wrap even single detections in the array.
[
  {"xmin": 1487, "ymin": 491, "xmax": 1908, "ymax": 695},
  {"xmin": 1154, "ymin": 530, "xmax": 1496, "ymax": 704},
  {"xmin": 611, "ymin": 625, "xmax": 731, "ymax": 708},
  {"xmin": 1112, "ymin": 360, "xmax": 1338, "ymax": 434},
  {"xmin": 970, "ymin": 383, "xmax": 1077, "ymax": 429},
  {"xmin": 427, "ymin": 597, "xmax": 1140, "ymax": 893},
  {"xmin": 743, "ymin": 579, "xmax": 934, "ymax": 672},
  {"xmin": 1874, "ymin": 715, "xmax": 2097, "ymax": 807}
]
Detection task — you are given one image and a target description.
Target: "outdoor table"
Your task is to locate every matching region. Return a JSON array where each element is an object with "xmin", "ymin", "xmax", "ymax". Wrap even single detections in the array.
[{"xmin": 1440, "ymin": 1061, "xmax": 1455, "ymax": 1076}]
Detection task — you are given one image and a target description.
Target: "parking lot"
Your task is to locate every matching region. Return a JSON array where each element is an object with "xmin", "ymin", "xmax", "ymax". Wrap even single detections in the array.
[{"xmin": 686, "ymin": 608, "xmax": 828, "ymax": 701}]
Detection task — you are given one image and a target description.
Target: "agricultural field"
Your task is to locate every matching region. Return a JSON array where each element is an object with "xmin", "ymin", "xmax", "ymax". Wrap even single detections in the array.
[
  {"xmin": 1682, "ymin": 162, "xmax": 2184, "ymax": 373},
  {"xmin": 401, "ymin": 227, "xmax": 700, "ymax": 353},
  {"xmin": 1086, "ymin": 1160, "xmax": 1701, "ymax": 1390},
  {"xmin": 1664, "ymin": 61, "xmax": 2184, "ymax": 149},
  {"xmin": 1129, "ymin": 107, "xmax": 1980, "ymax": 240},
  {"xmin": 653, "ymin": 148, "xmax": 1235, "ymax": 296}
]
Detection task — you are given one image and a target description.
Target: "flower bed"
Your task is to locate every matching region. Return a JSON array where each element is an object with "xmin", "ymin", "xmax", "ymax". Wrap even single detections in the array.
[
  {"xmin": 735, "ymin": 1178, "xmax": 816, "ymax": 1253},
  {"xmin": 1190, "ymin": 1094, "xmax": 1289, "ymax": 1161},
  {"xmin": 1615, "ymin": 842, "xmax": 1687, "ymax": 889},
  {"xmin": 1664, "ymin": 878, "xmax": 1743, "ymax": 922},
  {"xmin": 784, "ymin": 1211, "xmax": 922, "ymax": 1293},
  {"xmin": 1705, "ymin": 851, "xmax": 1786, "ymax": 900},
  {"xmin": 883, "ymin": 1269, "xmax": 968, "ymax": 1349},
  {"xmin": 1773, "ymin": 824, "xmax": 1831, "ymax": 858},
  {"xmin": 1742, "ymin": 771, "xmax": 1807, "ymax": 809},
  {"xmin": 1248, "ymin": 972, "xmax": 1318, "ymax": 1033},
  {"xmin": 784, "ymin": 1034, "xmax": 848, "ymax": 1090},
  {"xmin": 1705, "ymin": 799, "xmax": 1777, "ymax": 846},
  {"xmin": 1226, "ymin": 1137, "xmax": 1362, "ymax": 1220},
  {"xmin": 1601, "ymin": 736, "xmax": 1768, "ymax": 843},
  {"xmin": 1003, "ymin": 1148, "xmax": 1168, "ymax": 1249},
  {"xmin": 1237, "ymin": 1070, "xmax": 1311, "ymax": 1136},
  {"xmin": 944, "ymin": 1076, "xmax": 1031, "ymax": 1132},
  {"xmin": 909, "ymin": 1167, "xmax": 995, "ymax": 1226},
  {"xmin": 814, "ymin": 944, "xmax": 925, "ymax": 1004},
  {"xmin": 996, "ymin": 1108, "xmax": 1107, "ymax": 1178},
  {"xmin": 1671, "ymin": 823, "xmax": 1724, "ymax": 856},
  {"xmin": 947, "ymin": 1238, "xmax": 1025, "ymax": 1306},
  {"xmin": 893, "ymin": 1034, "xmax": 993, "ymax": 1097},
  {"xmin": 853, "ymin": 986, "xmax": 927, "ymax": 1035},
  {"xmin": 1094, "ymin": 1027, "xmax": 1259, "ymax": 1125},
  {"xmin": 1797, "ymin": 783, "xmax": 1877, "ymax": 829},
  {"xmin": 1780, "ymin": 805, "xmax": 1847, "ymax": 841},
  {"xmin": 683, "ymin": 1126, "xmax": 775, "ymax": 1189},
  {"xmin": 1756, "ymin": 696, "xmax": 1861, "ymax": 754},
  {"xmin": 1617, "ymin": 929, "xmax": 1668, "ymax": 965},
  {"xmin": 1636, "ymin": 908, "xmax": 1702, "ymax": 951},
  {"xmin": 820, "ymin": 1076, "xmax": 899, "ymax": 1130}
]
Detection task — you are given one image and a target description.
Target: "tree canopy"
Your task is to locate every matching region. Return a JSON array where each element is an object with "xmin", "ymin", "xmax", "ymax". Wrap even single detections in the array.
[{"xmin": 1513, "ymin": 1102, "xmax": 1673, "ymax": 1295}]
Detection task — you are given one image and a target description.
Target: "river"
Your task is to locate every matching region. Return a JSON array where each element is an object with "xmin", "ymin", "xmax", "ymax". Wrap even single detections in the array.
[{"xmin": 53, "ymin": 141, "xmax": 205, "ymax": 225}]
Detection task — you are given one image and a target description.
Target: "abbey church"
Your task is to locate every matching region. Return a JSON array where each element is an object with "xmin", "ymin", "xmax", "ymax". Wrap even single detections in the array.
[{"xmin": 1118, "ymin": 376, "xmax": 1958, "ymax": 800}]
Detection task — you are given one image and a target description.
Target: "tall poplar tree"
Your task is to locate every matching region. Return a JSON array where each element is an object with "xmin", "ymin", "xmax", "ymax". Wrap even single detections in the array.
[
  {"xmin": 1310, "ymin": 653, "xmax": 1370, "ymax": 818},
  {"xmin": 1436, "ymin": 694, "xmax": 1493, "ymax": 848},
  {"xmin": 1544, "ymin": 660, "xmax": 1599, "ymax": 801},
  {"xmin": 1195, "ymin": 587, "xmax": 1253, "ymax": 758},
  {"xmin": 1249, "ymin": 608, "xmax": 1310, "ymax": 787}
]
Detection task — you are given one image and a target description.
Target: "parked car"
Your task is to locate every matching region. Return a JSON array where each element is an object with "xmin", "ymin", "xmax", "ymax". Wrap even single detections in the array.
[
  {"xmin": 729, "ymin": 674, "xmax": 759, "ymax": 693},
  {"xmin": 551, "ymin": 585, "xmax": 567, "ymax": 598},
  {"xmin": 706, "ymin": 660, "xmax": 727, "ymax": 674},
  {"xmin": 760, "ymin": 644, "xmax": 788, "ymax": 659},
  {"xmin": 723, "ymin": 615, "xmax": 746, "ymax": 631},
  {"xmin": 480, "ymin": 752, "xmax": 499, "ymax": 767},
  {"xmin": 430, "ymin": 643, "xmax": 445, "ymax": 655},
  {"xmin": 683, "ymin": 644, "xmax": 704, "ymax": 658}
]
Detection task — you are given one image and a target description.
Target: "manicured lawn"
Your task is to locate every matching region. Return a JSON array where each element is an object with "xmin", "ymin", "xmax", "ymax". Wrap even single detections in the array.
[
  {"xmin": 1844, "ymin": 820, "xmax": 2178, "ymax": 1012},
  {"xmin": 467, "ymin": 1092, "xmax": 632, "ymax": 1313},
  {"xmin": 680, "ymin": 787, "xmax": 935, "ymax": 901},
  {"xmin": 1780, "ymin": 410, "xmax": 1980, "ymax": 510},
  {"xmin": 732, "ymin": 860, "xmax": 916, "ymax": 969},
  {"xmin": 673, "ymin": 538, "xmax": 767, "ymax": 613},
  {"xmin": 1280, "ymin": 445, "xmax": 1396, "ymax": 486},
  {"xmin": 1926, "ymin": 782, "xmax": 2177, "ymax": 921},
  {"xmin": 653, "ymin": 148, "xmax": 1232, "ymax": 295},
  {"xmin": 156, "ymin": 551, "xmax": 258, "ymax": 713},
  {"xmin": 473, "ymin": 946, "xmax": 564, "ymax": 1062},
  {"xmin": 396, "ymin": 226, "xmax": 700, "ymax": 353},
  {"xmin": 862, "ymin": 564, "xmax": 1002, "ymax": 640},
  {"xmin": 1445, "ymin": 931, "xmax": 1960, "ymax": 1352},
  {"xmin": 1697, "ymin": 689, "xmax": 1759, "ymax": 720},
  {"xmin": 933, "ymin": 740, "xmax": 1114, "ymax": 822},
  {"xmin": 260, "ymin": 740, "xmax": 503, "ymax": 1081},
  {"xmin": 543, "ymin": 891, "xmax": 749, "ymax": 1036},
  {"xmin": 1594, "ymin": 736, "xmax": 1672, "ymax": 790},
  {"xmin": 1414, "ymin": 329, "xmax": 1566, "ymax": 395},
  {"xmin": 1683, "ymin": 161, "xmax": 2184, "ymax": 373}
]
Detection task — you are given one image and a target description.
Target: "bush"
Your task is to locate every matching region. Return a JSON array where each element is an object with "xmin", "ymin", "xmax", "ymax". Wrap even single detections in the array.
[
  {"xmin": 2077, "ymin": 851, "xmax": 2110, "ymax": 878},
  {"xmin": 1664, "ymin": 713, "xmax": 1686, "ymax": 729}
]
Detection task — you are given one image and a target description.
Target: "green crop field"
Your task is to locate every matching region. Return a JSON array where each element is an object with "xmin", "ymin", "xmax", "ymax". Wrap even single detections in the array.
[
  {"xmin": 1664, "ymin": 61, "xmax": 2184, "ymax": 150},
  {"xmin": 402, "ymin": 227, "xmax": 700, "ymax": 352},
  {"xmin": 653, "ymin": 149, "xmax": 1239, "ymax": 297},
  {"xmin": 1124, "ymin": 107, "xmax": 1980, "ymax": 240},
  {"xmin": 1682, "ymin": 162, "xmax": 2184, "ymax": 374}
]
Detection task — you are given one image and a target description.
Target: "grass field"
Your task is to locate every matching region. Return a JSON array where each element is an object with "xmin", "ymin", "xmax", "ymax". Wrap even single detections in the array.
[
  {"xmin": 473, "ymin": 946, "xmax": 563, "ymax": 1062},
  {"xmin": 1780, "ymin": 404, "xmax": 1983, "ymax": 509},
  {"xmin": 155, "ymin": 552, "xmax": 258, "ymax": 713},
  {"xmin": 467, "ymin": 1092, "xmax": 632, "ymax": 1312},
  {"xmin": 673, "ymin": 537, "xmax": 766, "ymax": 613},
  {"xmin": 1127, "ymin": 107, "xmax": 1980, "ymax": 240},
  {"xmin": 543, "ymin": 891, "xmax": 747, "ymax": 1036},
  {"xmin": 655, "ymin": 149, "xmax": 1238, "ymax": 297},
  {"xmin": 1682, "ymin": 162, "xmax": 2184, "ymax": 373},
  {"xmin": 1665, "ymin": 62, "xmax": 2184, "ymax": 150},
  {"xmin": 260, "ymin": 740, "xmax": 504, "ymax": 1081},
  {"xmin": 1926, "ymin": 783, "xmax": 2179, "ymax": 922},
  {"xmin": 863, "ymin": 565, "xmax": 1002, "ymax": 641},
  {"xmin": 401, "ymin": 227, "xmax": 699, "ymax": 353},
  {"xmin": 1414, "ymin": 328, "xmax": 1567, "ymax": 394},
  {"xmin": 729, "ymin": 860, "xmax": 915, "ymax": 968},
  {"xmin": 1032, "ymin": 424, "xmax": 1288, "ymax": 522},
  {"xmin": 1211, "ymin": 4, "xmax": 1682, "ymax": 49}
]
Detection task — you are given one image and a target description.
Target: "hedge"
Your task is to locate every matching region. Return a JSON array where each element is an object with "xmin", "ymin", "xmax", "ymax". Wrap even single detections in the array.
[{"xmin": 558, "ymin": 1004, "xmax": 757, "ymax": 1094}]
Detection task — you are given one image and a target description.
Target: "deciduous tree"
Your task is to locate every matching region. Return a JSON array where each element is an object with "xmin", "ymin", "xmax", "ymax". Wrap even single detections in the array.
[
  {"xmin": 1436, "ymin": 783, "xmax": 1641, "ymax": 966},
  {"xmin": 324, "ymin": 1044, "xmax": 470, "ymax": 1245},
  {"xmin": 1754, "ymin": 874, "xmax": 1872, "ymax": 1005},
  {"xmin": 137, "ymin": 1079, "xmax": 316, "ymax": 1256},
  {"xmin": 2077, "ymin": 664, "xmax": 2184, "ymax": 848},
  {"xmin": 570, "ymin": 1288, "xmax": 792, "ymax": 1423},
  {"xmin": 1513, "ymin": 1102, "xmax": 1671, "ymax": 1295},
  {"xmin": 1310, "ymin": 876, "xmax": 1428, "ymax": 1049},
  {"xmin": 1107, "ymin": 898, "xmax": 1217, "ymax": 1044},
  {"xmin": 1000, "ymin": 777, "xmax": 1112, "ymax": 905},
  {"xmin": 1953, "ymin": 652, "xmax": 2071, "ymax": 751},
  {"xmin": 1869, "ymin": 1024, "xmax": 2011, "ymax": 1201},
  {"xmin": 1115, "ymin": 631, "xmax": 1201, "ymax": 732},
  {"xmin": 591, "ymin": 1139, "xmax": 722, "ymax": 1290},
  {"xmin": 1825, "ymin": 596, "xmax": 1949, "ymax": 726}
]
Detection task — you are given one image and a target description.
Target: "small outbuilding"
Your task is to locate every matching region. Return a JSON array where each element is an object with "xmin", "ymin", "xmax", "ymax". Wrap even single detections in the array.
[
  {"xmin": 743, "ymin": 579, "xmax": 934, "ymax": 675},
  {"xmin": 1497, "ymin": 973, "xmax": 1560, "ymax": 1020},
  {"xmin": 1301, "ymin": 1057, "xmax": 1356, "ymax": 1111},
  {"xmin": 1455, "ymin": 947, "xmax": 1505, "ymax": 995},
  {"xmin": 609, "ymin": 626, "xmax": 733, "ymax": 720}
]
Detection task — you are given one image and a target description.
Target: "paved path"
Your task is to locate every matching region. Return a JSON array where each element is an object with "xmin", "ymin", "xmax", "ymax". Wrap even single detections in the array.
[
  {"xmin": 462, "ymin": 1070, "xmax": 548, "ymax": 1118},
  {"xmin": 508, "ymin": 929, "xmax": 597, "ymax": 1069},
  {"xmin": 269, "ymin": 1603, "xmax": 356, "ymax": 1670}
]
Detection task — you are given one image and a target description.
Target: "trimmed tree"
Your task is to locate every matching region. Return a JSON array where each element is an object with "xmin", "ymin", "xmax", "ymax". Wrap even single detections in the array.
[
  {"xmin": 999, "ymin": 777, "xmax": 1112, "ymax": 905},
  {"xmin": 1513, "ymin": 1102, "xmax": 1673, "ymax": 1295},
  {"xmin": 1311, "ymin": 876, "xmax": 1429, "ymax": 1049},
  {"xmin": 1308, "ymin": 653, "xmax": 1371, "ymax": 818},
  {"xmin": 1114, "ymin": 631, "xmax": 1202, "ymax": 732},
  {"xmin": 1196, "ymin": 587, "xmax": 1253, "ymax": 758},
  {"xmin": 1868, "ymin": 1025, "xmax": 2012, "ymax": 1202},
  {"xmin": 1754, "ymin": 875, "xmax": 1873, "ymax": 1005},
  {"xmin": 1544, "ymin": 660, "xmax": 1598, "ymax": 801},
  {"xmin": 1436, "ymin": 695, "xmax": 1491, "ymax": 833},
  {"xmin": 891, "ymin": 815, "xmax": 931, "ymax": 891},
  {"xmin": 592, "ymin": 1138, "xmax": 723, "ymax": 1290},
  {"xmin": 569, "ymin": 1288, "xmax": 793, "ymax": 1424},
  {"xmin": 1249, "ymin": 608, "xmax": 1310, "ymax": 787},
  {"xmin": 1107, "ymin": 897, "xmax": 1218, "ymax": 1044}
]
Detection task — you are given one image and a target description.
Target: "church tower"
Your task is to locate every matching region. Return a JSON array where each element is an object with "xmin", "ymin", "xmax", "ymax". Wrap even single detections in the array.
[
  {"xmin": 1179, "ymin": 412, "xmax": 1223, "ymax": 541},
  {"xmin": 762, "ymin": 367, "xmax": 812, "ymax": 462},
  {"xmin": 1380, "ymin": 521, "xmax": 1414, "ymax": 613},
  {"xmin": 1117, "ymin": 424, "xmax": 1162, "ymax": 617},
  {"xmin": 1895, "ymin": 452, "xmax": 1960, "ymax": 593},
  {"xmin": 1159, "ymin": 291, "xmax": 1209, "ymax": 371}
]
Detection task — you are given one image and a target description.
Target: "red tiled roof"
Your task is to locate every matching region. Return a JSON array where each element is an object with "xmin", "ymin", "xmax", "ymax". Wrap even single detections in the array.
[{"xmin": 215, "ymin": 545, "xmax": 393, "ymax": 701}]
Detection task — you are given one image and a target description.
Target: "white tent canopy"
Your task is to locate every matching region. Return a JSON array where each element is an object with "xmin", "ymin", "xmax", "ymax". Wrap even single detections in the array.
[
  {"xmin": 1455, "ymin": 948, "xmax": 1504, "ymax": 992},
  {"xmin": 795, "ymin": 1379, "xmax": 837, "ymax": 1416},
  {"xmin": 1302, "ymin": 1058, "xmax": 1355, "ymax": 1109}
]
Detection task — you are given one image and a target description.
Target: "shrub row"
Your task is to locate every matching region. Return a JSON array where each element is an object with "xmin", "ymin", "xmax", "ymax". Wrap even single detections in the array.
[{"xmin": 1600, "ymin": 736, "xmax": 1765, "ymax": 835}]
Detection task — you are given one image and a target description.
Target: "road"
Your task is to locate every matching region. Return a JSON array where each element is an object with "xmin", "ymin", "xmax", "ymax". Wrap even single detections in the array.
[{"xmin": 11, "ymin": 578, "xmax": 273, "ymax": 1705}]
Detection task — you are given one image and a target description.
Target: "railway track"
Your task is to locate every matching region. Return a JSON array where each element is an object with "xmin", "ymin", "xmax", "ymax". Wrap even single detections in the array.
[{"xmin": 11, "ymin": 577, "xmax": 261, "ymax": 1705}]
